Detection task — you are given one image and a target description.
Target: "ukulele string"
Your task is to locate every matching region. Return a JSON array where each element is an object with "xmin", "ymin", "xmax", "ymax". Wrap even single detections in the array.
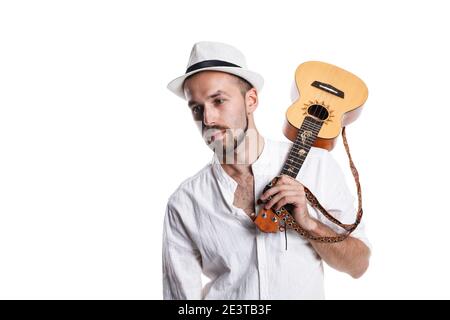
[{"xmin": 286, "ymin": 63, "xmax": 336, "ymax": 247}]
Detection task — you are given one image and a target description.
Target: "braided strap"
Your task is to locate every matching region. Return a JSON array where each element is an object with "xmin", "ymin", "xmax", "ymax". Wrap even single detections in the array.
[{"xmin": 291, "ymin": 127, "xmax": 363, "ymax": 242}]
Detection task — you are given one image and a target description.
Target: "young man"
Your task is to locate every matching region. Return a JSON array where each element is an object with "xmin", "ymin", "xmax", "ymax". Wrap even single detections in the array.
[{"xmin": 163, "ymin": 41, "xmax": 370, "ymax": 299}]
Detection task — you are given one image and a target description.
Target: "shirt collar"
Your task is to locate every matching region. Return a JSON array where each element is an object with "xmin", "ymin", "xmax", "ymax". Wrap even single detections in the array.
[{"xmin": 211, "ymin": 137, "xmax": 269, "ymax": 192}]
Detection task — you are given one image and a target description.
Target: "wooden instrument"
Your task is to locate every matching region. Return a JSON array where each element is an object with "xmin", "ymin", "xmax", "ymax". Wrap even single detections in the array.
[{"xmin": 253, "ymin": 61, "xmax": 368, "ymax": 242}]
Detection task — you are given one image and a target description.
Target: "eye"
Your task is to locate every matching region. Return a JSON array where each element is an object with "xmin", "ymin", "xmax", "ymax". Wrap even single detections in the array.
[
  {"xmin": 192, "ymin": 105, "xmax": 201, "ymax": 115},
  {"xmin": 214, "ymin": 98, "xmax": 225, "ymax": 105}
]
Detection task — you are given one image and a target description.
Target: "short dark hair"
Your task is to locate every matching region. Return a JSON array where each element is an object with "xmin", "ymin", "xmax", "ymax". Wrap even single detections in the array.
[{"xmin": 235, "ymin": 76, "xmax": 253, "ymax": 97}]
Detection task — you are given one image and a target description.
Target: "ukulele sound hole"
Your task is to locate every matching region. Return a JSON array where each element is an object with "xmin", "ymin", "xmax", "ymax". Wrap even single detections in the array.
[{"xmin": 307, "ymin": 104, "xmax": 329, "ymax": 121}]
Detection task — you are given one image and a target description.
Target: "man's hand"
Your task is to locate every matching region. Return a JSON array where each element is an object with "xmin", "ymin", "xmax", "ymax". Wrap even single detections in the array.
[
  {"xmin": 260, "ymin": 175, "xmax": 370, "ymax": 278},
  {"xmin": 260, "ymin": 175, "xmax": 317, "ymax": 231}
]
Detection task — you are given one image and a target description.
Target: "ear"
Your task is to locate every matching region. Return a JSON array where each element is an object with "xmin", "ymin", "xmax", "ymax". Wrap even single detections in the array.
[{"xmin": 245, "ymin": 88, "xmax": 258, "ymax": 114}]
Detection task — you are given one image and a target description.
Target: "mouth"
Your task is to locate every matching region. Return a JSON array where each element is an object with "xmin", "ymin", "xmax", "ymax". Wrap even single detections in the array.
[{"xmin": 206, "ymin": 129, "xmax": 226, "ymax": 143}]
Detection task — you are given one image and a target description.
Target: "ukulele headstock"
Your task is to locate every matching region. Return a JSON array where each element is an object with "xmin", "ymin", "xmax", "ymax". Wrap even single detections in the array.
[{"xmin": 253, "ymin": 176, "xmax": 290, "ymax": 233}]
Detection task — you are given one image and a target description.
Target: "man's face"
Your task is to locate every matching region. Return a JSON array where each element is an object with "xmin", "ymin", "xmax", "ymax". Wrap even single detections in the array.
[{"xmin": 183, "ymin": 71, "xmax": 250, "ymax": 154}]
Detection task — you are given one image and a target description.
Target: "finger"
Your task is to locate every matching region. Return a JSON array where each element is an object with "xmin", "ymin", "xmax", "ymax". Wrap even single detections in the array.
[
  {"xmin": 276, "ymin": 175, "xmax": 304, "ymax": 188},
  {"xmin": 274, "ymin": 195, "xmax": 305, "ymax": 211},
  {"xmin": 260, "ymin": 184, "xmax": 298, "ymax": 200},
  {"xmin": 261, "ymin": 183, "xmax": 305, "ymax": 201},
  {"xmin": 264, "ymin": 191, "xmax": 298, "ymax": 209},
  {"xmin": 276, "ymin": 174, "xmax": 299, "ymax": 185}
]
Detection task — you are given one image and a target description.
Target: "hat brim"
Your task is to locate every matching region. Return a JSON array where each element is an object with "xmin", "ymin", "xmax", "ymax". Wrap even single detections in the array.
[{"xmin": 167, "ymin": 66, "xmax": 264, "ymax": 99}]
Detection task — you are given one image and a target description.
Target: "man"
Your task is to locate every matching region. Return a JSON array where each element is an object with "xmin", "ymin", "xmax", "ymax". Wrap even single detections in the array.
[{"xmin": 163, "ymin": 41, "xmax": 371, "ymax": 299}]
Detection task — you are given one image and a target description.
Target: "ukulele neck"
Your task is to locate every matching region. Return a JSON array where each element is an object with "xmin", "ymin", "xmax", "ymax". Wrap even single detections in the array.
[{"xmin": 281, "ymin": 116, "xmax": 324, "ymax": 178}]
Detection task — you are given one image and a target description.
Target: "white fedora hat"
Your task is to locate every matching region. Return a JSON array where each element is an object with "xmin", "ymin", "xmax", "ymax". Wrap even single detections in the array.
[{"xmin": 167, "ymin": 41, "xmax": 264, "ymax": 99}]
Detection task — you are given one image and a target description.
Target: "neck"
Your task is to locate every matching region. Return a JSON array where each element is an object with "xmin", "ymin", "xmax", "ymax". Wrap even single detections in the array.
[{"xmin": 280, "ymin": 116, "xmax": 323, "ymax": 178}]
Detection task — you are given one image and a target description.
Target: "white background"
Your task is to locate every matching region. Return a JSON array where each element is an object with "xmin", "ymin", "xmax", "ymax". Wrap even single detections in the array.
[{"xmin": 1, "ymin": 0, "xmax": 449, "ymax": 299}]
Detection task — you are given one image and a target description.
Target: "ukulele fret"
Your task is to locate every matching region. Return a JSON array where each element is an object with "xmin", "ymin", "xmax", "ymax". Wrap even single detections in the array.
[{"xmin": 281, "ymin": 117, "xmax": 323, "ymax": 178}]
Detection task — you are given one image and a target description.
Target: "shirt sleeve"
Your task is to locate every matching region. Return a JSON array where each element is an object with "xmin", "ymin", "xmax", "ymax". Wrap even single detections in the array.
[
  {"xmin": 162, "ymin": 199, "xmax": 203, "ymax": 299},
  {"xmin": 308, "ymin": 150, "xmax": 372, "ymax": 250}
]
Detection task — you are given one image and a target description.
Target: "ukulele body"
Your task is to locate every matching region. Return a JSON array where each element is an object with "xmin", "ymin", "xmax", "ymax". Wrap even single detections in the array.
[{"xmin": 284, "ymin": 61, "xmax": 368, "ymax": 150}]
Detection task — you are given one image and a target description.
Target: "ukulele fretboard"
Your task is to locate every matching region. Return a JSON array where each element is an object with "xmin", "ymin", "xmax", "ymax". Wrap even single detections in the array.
[{"xmin": 281, "ymin": 117, "xmax": 324, "ymax": 178}]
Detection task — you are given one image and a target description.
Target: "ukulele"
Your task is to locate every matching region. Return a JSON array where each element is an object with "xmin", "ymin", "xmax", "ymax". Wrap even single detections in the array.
[{"xmin": 253, "ymin": 61, "xmax": 368, "ymax": 243}]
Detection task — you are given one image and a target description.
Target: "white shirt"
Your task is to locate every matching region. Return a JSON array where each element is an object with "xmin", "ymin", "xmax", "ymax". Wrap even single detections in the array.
[{"xmin": 162, "ymin": 138, "xmax": 370, "ymax": 300}]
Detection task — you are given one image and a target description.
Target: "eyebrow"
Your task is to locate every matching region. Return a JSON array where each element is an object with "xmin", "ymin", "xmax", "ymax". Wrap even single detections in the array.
[{"xmin": 188, "ymin": 90, "xmax": 229, "ymax": 107}]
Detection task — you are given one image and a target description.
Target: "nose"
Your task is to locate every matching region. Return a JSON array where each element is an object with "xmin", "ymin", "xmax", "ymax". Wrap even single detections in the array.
[{"xmin": 202, "ymin": 103, "xmax": 217, "ymax": 126}]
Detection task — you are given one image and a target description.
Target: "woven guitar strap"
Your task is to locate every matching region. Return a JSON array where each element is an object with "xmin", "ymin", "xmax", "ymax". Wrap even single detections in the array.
[{"xmin": 281, "ymin": 127, "xmax": 363, "ymax": 243}]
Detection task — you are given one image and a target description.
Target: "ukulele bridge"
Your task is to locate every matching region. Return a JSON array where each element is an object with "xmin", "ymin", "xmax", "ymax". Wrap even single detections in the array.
[{"xmin": 311, "ymin": 80, "xmax": 344, "ymax": 98}]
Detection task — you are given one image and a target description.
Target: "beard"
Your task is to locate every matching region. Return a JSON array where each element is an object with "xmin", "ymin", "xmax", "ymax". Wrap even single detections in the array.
[{"xmin": 202, "ymin": 113, "xmax": 249, "ymax": 162}]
